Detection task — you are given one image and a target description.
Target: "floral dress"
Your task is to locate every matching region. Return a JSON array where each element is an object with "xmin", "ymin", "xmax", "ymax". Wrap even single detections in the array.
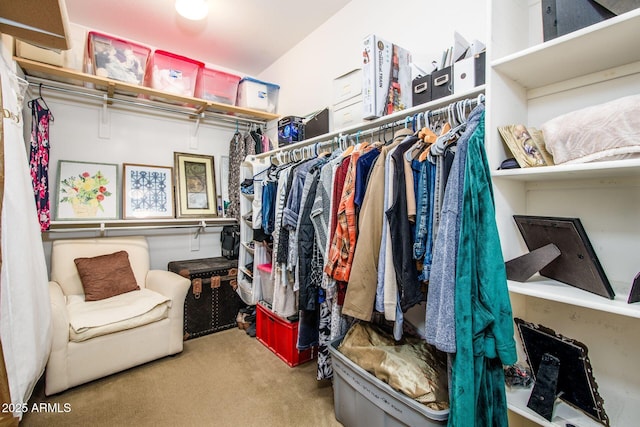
[{"xmin": 29, "ymin": 99, "xmax": 53, "ymax": 231}]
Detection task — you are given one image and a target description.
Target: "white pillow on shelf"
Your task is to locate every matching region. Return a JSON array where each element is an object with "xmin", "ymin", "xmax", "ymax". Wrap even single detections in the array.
[{"xmin": 541, "ymin": 94, "xmax": 640, "ymax": 165}]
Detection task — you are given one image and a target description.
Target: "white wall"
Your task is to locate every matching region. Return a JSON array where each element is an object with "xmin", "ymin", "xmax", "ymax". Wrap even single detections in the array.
[
  {"xmin": 41, "ymin": 90, "xmax": 235, "ymax": 270},
  {"xmin": 259, "ymin": 0, "xmax": 487, "ymax": 117}
]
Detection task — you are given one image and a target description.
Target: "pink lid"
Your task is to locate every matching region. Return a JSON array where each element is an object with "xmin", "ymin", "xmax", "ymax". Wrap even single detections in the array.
[{"xmin": 257, "ymin": 263, "xmax": 273, "ymax": 273}]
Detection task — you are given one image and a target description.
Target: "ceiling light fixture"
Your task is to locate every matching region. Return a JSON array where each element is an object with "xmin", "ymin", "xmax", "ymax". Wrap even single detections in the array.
[{"xmin": 175, "ymin": 0, "xmax": 209, "ymax": 21}]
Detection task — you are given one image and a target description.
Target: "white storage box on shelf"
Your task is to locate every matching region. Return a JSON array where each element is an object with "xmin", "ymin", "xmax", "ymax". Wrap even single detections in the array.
[
  {"xmin": 333, "ymin": 94, "xmax": 363, "ymax": 131},
  {"xmin": 333, "ymin": 68, "xmax": 362, "ymax": 105},
  {"xmin": 236, "ymin": 77, "xmax": 280, "ymax": 113},
  {"xmin": 328, "ymin": 337, "xmax": 448, "ymax": 427}
]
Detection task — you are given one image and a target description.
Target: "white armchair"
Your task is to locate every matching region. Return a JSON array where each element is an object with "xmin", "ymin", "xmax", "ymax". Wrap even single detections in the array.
[{"xmin": 45, "ymin": 236, "xmax": 190, "ymax": 395}]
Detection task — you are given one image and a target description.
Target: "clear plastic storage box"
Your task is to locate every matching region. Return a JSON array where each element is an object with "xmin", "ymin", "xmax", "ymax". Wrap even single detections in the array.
[
  {"xmin": 87, "ymin": 31, "xmax": 150, "ymax": 86},
  {"xmin": 257, "ymin": 263, "xmax": 274, "ymax": 305},
  {"xmin": 236, "ymin": 77, "xmax": 280, "ymax": 113},
  {"xmin": 195, "ymin": 67, "xmax": 241, "ymax": 105},
  {"xmin": 145, "ymin": 50, "xmax": 204, "ymax": 97}
]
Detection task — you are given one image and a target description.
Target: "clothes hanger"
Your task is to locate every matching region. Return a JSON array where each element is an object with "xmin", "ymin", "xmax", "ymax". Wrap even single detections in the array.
[
  {"xmin": 341, "ymin": 135, "xmax": 354, "ymax": 156},
  {"xmin": 425, "ymin": 122, "xmax": 453, "ymax": 161},
  {"xmin": 27, "ymin": 84, "xmax": 55, "ymax": 121}
]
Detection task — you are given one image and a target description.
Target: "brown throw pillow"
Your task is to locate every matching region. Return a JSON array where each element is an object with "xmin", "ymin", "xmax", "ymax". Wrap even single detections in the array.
[{"xmin": 74, "ymin": 250, "xmax": 140, "ymax": 301}]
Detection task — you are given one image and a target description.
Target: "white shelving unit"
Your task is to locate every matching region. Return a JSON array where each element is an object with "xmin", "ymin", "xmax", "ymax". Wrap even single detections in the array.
[
  {"xmin": 236, "ymin": 160, "xmax": 272, "ymax": 306},
  {"xmin": 488, "ymin": 2, "xmax": 640, "ymax": 426}
]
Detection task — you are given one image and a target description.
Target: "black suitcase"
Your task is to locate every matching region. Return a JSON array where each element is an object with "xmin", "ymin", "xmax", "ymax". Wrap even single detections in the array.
[{"xmin": 168, "ymin": 257, "xmax": 243, "ymax": 340}]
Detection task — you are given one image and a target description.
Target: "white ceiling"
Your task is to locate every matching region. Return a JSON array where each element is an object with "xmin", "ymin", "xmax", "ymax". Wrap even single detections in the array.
[{"xmin": 63, "ymin": 0, "xmax": 352, "ymax": 76}]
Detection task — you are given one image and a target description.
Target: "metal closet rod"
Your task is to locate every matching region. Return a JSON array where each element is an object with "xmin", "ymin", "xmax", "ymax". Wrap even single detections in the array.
[
  {"xmin": 253, "ymin": 92, "xmax": 485, "ymax": 162},
  {"xmin": 25, "ymin": 76, "xmax": 268, "ymax": 128},
  {"xmin": 46, "ymin": 220, "xmax": 237, "ymax": 235}
]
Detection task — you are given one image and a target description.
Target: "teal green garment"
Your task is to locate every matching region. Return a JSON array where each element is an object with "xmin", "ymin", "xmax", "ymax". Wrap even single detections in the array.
[{"xmin": 448, "ymin": 113, "xmax": 517, "ymax": 427}]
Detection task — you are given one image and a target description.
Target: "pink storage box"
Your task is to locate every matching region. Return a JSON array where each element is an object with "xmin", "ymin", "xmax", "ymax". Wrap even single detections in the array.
[
  {"xmin": 145, "ymin": 50, "xmax": 204, "ymax": 97},
  {"xmin": 196, "ymin": 67, "xmax": 241, "ymax": 105},
  {"xmin": 87, "ymin": 31, "xmax": 150, "ymax": 85}
]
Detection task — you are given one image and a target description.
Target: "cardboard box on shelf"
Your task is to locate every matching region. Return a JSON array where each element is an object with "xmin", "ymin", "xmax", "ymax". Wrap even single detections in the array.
[{"xmin": 362, "ymin": 35, "xmax": 412, "ymax": 120}]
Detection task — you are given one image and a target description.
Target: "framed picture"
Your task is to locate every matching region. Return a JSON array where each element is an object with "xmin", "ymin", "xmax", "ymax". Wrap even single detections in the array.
[
  {"xmin": 122, "ymin": 163, "xmax": 175, "ymax": 219},
  {"xmin": 55, "ymin": 160, "xmax": 119, "ymax": 220},
  {"xmin": 174, "ymin": 152, "xmax": 218, "ymax": 218}
]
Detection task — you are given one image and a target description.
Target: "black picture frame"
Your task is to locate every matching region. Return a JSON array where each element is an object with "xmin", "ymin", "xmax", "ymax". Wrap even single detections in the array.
[
  {"xmin": 627, "ymin": 272, "xmax": 640, "ymax": 304},
  {"xmin": 513, "ymin": 215, "xmax": 615, "ymax": 299},
  {"xmin": 515, "ymin": 318, "xmax": 609, "ymax": 426}
]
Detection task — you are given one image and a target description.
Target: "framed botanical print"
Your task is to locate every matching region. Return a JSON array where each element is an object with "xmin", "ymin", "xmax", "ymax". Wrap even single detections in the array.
[
  {"xmin": 174, "ymin": 152, "xmax": 218, "ymax": 218},
  {"xmin": 55, "ymin": 160, "xmax": 119, "ymax": 220},
  {"xmin": 122, "ymin": 163, "xmax": 175, "ymax": 219}
]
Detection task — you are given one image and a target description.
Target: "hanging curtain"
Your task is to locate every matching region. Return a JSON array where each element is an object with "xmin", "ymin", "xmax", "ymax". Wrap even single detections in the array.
[
  {"xmin": 28, "ymin": 93, "xmax": 53, "ymax": 231},
  {"xmin": 0, "ymin": 61, "xmax": 52, "ymax": 420}
]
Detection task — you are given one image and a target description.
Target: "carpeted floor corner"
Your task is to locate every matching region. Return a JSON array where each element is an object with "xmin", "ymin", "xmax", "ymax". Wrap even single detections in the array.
[{"xmin": 21, "ymin": 328, "xmax": 342, "ymax": 427}]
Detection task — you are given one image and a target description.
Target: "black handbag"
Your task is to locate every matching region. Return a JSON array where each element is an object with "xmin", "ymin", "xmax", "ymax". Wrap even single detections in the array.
[{"xmin": 220, "ymin": 225, "xmax": 240, "ymax": 259}]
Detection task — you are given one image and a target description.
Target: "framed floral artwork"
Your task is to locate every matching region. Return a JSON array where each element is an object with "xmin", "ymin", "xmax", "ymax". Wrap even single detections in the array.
[
  {"xmin": 122, "ymin": 163, "xmax": 175, "ymax": 219},
  {"xmin": 55, "ymin": 160, "xmax": 119, "ymax": 220},
  {"xmin": 174, "ymin": 152, "xmax": 218, "ymax": 218}
]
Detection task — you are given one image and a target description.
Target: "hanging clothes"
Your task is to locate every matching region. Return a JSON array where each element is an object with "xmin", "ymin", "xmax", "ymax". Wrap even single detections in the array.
[
  {"xmin": 297, "ymin": 168, "xmax": 324, "ymax": 311},
  {"xmin": 446, "ymin": 110, "xmax": 517, "ymax": 427},
  {"xmin": 312, "ymin": 151, "xmax": 350, "ymax": 344},
  {"xmin": 271, "ymin": 166, "xmax": 297, "ymax": 318},
  {"xmin": 386, "ymin": 135, "xmax": 424, "ymax": 313},
  {"xmin": 28, "ymin": 97, "xmax": 53, "ymax": 231},
  {"xmin": 227, "ymin": 131, "xmax": 255, "ymax": 220},
  {"xmin": 353, "ymin": 145, "xmax": 380, "ymax": 212},
  {"xmin": 342, "ymin": 127, "xmax": 412, "ymax": 321},
  {"xmin": 324, "ymin": 149, "xmax": 362, "ymax": 282},
  {"xmin": 426, "ymin": 104, "xmax": 485, "ymax": 353}
]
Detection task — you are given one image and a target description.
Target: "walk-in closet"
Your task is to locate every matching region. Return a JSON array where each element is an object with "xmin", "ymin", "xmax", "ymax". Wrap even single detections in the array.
[{"xmin": 0, "ymin": 1, "xmax": 638, "ymax": 426}]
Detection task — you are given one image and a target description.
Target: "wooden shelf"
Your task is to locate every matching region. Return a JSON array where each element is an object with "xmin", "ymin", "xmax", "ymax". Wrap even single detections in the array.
[
  {"xmin": 15, "ymin": 57, "xmax": 279, "ymax": 121},
  {"xmin": 491, "ymin": 9, "xmax": 640, "ymax": 90}
]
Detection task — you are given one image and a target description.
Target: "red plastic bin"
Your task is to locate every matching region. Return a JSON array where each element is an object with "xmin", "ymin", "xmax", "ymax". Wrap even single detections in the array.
[
  {"xmin": 86, "ymin": 31, "xmax": 150, "ymax": 85},
  {"xmin": 195, "ymin": 67, "xmax": 241, "ymax": 105},
  {"xmin": 256, "ymin": 302, "xmax": 315, "ymax": 367},
  {"xmin": 145, "ymin": 50, "xmax": 204, "ymax": 97}
]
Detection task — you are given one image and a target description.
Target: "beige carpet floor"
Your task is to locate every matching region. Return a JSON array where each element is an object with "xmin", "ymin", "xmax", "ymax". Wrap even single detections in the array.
[{"xmin": 21, "ymin": 328, "xmax": 342, "ymax": 427}]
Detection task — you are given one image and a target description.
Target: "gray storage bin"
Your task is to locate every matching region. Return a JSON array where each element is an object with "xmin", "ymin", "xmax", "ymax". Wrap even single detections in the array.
[{"xmin": 328, "ymin": 337, "xmax": 448, "ymax": 427}]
